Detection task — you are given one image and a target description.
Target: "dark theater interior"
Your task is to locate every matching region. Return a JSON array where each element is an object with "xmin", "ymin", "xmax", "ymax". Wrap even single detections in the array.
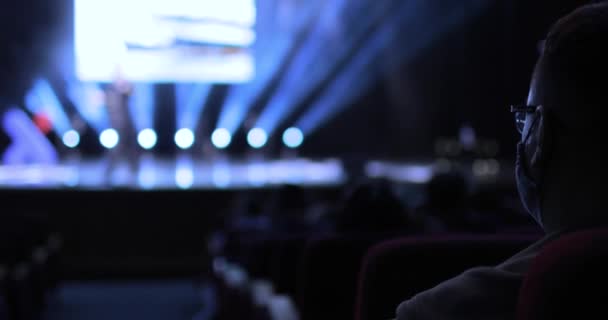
[{"xmin": 2, "ymin": 0, "xmax": 608, "ymax": 319}]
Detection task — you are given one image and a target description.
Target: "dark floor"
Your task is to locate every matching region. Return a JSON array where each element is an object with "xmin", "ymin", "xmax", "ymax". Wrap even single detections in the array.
[{"xmin": 43, "ymin": 280, "xmax": 215, "ymax": 320}]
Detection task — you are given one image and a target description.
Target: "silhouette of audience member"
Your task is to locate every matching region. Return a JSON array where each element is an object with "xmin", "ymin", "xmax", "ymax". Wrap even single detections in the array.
[
  {"xmin": 418, "ymin": 171, "xmax": 472, "ymax": 232},
  {"xmin": 334, "ymin": 178, "xmax": 416, "ymax": 235},
  {"xmin": 230, "ymin": 192, "xmax": 272, "ymax": 233},
  {"xmin": 268, "ymin": 184, "xmax": 312, "ymax": 233},
  {"xmin": 418, "ymin": 171, "xmax": 496, "ymax": 233},
  {"xmin": 395, "ymin": 4, "xmax": 608, "ymax": 319}
]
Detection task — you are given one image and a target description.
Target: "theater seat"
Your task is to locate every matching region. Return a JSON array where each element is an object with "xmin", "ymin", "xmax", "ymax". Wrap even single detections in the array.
[
  {"xmin": 297, "ymin": 235, "xmax": 397, "ymax": 320},
  {"xmin": 0, "ymin": 267, "xmax": 8, "ymax": 320},
  {"xmin": 356, "ymin": 234, "xmax": 539, "ymax": 320},
  {"xmin": 269, "ymin": 235, "xmax": 309, "ymax": 296},
  {"xmin": 517, "ymin": 228, "xmax": 608, "ymax": 320}
]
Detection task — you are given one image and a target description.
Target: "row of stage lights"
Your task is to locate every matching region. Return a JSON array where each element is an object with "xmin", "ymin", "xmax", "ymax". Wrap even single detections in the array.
[{"xmin": 61, "ymin": 127, "xmax": 305, "ymax": 151}]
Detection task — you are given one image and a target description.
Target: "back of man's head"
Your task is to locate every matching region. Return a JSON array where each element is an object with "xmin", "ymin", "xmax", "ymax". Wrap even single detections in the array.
[
  {"xmin": 533, "ymin": 3, "xmax": 608, "ymax": 232},
  {"xmin": 538, "ymin": 3, "xmax": 608, "ymax": 123}
]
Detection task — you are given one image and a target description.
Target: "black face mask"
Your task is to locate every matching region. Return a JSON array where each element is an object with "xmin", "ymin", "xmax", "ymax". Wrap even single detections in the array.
[{"xmin": 515, "ymin": 142, "xmax": 543, "ymax": 226}]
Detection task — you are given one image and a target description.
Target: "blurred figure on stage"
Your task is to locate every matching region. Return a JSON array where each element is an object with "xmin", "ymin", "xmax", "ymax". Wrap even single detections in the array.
[{"xmin": 103, "ymin": 67, "xmax": 139, "ymax": 185}]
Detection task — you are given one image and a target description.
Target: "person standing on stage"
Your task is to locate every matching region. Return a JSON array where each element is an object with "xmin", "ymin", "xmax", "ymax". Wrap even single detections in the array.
[{"xmin": 103, "ymin": 67, "xmax": 139, "ymax": 184}]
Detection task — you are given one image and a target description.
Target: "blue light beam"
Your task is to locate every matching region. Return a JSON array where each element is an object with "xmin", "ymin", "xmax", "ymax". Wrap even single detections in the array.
[
  {"xmin": 67, "ymin": 82, "xmax": 110, "ymax": 133},
  {"xmin": 175, "ymin": 83, "xmax": 211, "ymax": 130},
  {"xmin": 216, "ymin": 31, "xmax": 294, "ymax": 135},
  {"xmin": 25, "ymin": 78, "xmax": 73, "ymax": 135},
  {"xmin": 215, "ymin": 0, "xmax": 326, "ymax": 135},
  {"xmin": 254, "ymin": 0, "xmax": 399, "ymax": 136},
  {"xmin": 129, "ymin": 83, "xmax": 156, "ymax": 132},
  {"xmin": 296, "ymin": 0, "xmax": 489, "ymax": 135},
  {"xmin": 2, "ymin": 107, "xmax": 59, "ymax": 165}
]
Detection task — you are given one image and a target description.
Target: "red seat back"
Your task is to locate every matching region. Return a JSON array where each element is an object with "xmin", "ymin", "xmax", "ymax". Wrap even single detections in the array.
[
  {"xmin": 356, "ymin": 234, "xmax": 539, "ymax": 320},
  {"xmin": 517, "ymin": 228, "xmax": 608, "ymax": 320}
]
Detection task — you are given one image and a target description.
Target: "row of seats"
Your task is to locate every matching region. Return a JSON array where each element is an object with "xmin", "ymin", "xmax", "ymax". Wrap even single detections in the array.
[
  {"xmin": 211, "ymin": 231, "xmax": 541, "ymax": 320},
  {"xmin": 0, "ymin": 214, "xmax": 63, "ymax": 320}
]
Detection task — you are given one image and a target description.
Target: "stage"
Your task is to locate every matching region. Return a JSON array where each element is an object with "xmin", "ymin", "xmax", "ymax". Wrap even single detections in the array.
[
  {"xmin": 0, "ymin": 154, "xmax": 512, "ymax": 190},
  {"xmin": 0, "ymin": 156, "xmax": 347, "ymax": 190}
]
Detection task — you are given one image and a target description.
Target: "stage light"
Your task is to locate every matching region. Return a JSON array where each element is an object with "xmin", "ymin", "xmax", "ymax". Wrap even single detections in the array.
[
  {"xmin": 175, "ymin": 128, "xmax": 195, "ymax": 150},
  {"xmin": 211, "ymin": 128, "xmax": 232, "ymax": 149},
  {"xmin": 137, "ymin": 128, "xmax": 157, "ymax": 150},
  {"xmin": 62, "ymin": 130, "xmax": 81, "ymax": 148},
  {"xmin": 247, "ymin": 128, "xmax": 268, "ymax": 149},
  {"xmin": 282, "ymin": 127, "xmax": 304, "ymax": 149},
  {"xmin": 100, "ymin": 128, "xmax": 119, "ymax": 149}
]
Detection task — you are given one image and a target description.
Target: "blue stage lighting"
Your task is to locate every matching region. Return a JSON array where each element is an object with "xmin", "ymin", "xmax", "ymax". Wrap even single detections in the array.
[
  {"xmin": 211, "ymin": 128, "xmax": 232, "ymax": 149},
  {"xmin": 253, "ymin": 0, "xmax": 353, "ymax": 137},
  {"xmin": 216, "ymin": 39, "xmax": 291, "ymax": 135},
  {"xmin": 215, "ymin": 0, "xmax": 325, "ymax": 135},
  {"xmin": 2, "ymin": 107, "xmax": 59, "ymax": 165},
  {"xmin": 296, "ymin": 0, "xmax": 489, "ymax": 135},
  {"xmin": 212, "ymin": 163, "xmax": 232, "ymax": 188},
  {"xmin": 282, "ymin": 127, "xmax": 304, "ymax": 148},
  {"xmin": 100, "ymin": 128, "xmax": 119, "ymax": 149},
  {"xmin": 176, "ymin": 84, "xmax": 211, "ymax": 130},
  {"xmin": 247, "ymin": 128, "xmax": 268, "ymax": 149},
  {"xmin": 25, "ymin": 78, "xmax": 72, "ymax": 135},
  {"xmin": 62, "ymin": 130, "xmax": 81, "ymax": 148},
  {"xmin": 176, "ymin": 167, "xmax": 194, "ymax": 189},
  {"xmin": 130, "ymin": 84, "xmax": 156, "ymax": 133},
  {"xmin": 137, "ymin": 128, "xmax": 157, "ymax": 150},
  {"xmin": 175, "ymin": 128, "xmax": 195, "ymax": 150},
  {"xmin": 137, "ymin": 155, "xmax": 157, "ymax": 189},
  {"xmin": 67, "ymin": 82, "xmax": 110, "ymax": 134}
]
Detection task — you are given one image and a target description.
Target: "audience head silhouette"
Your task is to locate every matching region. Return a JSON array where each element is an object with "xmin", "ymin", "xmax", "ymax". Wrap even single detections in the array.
[
  {"xmin": 516, "ymin": 3, "xmax": 608, "ymax": 233},
  {"xmin": 426, "ymin": 172, "xmax": 468, "ymax": 212},
  {"xmin": 335, "ymin": 178, "xmax": 412, "ymax": 234}
]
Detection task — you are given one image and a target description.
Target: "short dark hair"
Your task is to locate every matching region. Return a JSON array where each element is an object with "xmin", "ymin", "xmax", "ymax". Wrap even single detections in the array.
[{"xmin": 540, "ymin": 4, "xmax": 608, "ymax": 106}]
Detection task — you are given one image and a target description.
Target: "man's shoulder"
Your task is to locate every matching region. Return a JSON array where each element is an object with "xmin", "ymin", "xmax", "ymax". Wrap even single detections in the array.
[
  {"xmin": 396, "ymin": 265, "xmax": 524, "ymax": 320},
  {"xmin": 395, "ymin": 235, "xmax": 557, "ymax": 320}
]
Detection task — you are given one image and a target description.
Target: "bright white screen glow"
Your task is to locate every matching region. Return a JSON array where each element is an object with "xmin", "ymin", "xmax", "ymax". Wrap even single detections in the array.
[{"xmin": 75, "ymin": 0, "xmax": 256, "ymax": 83}]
